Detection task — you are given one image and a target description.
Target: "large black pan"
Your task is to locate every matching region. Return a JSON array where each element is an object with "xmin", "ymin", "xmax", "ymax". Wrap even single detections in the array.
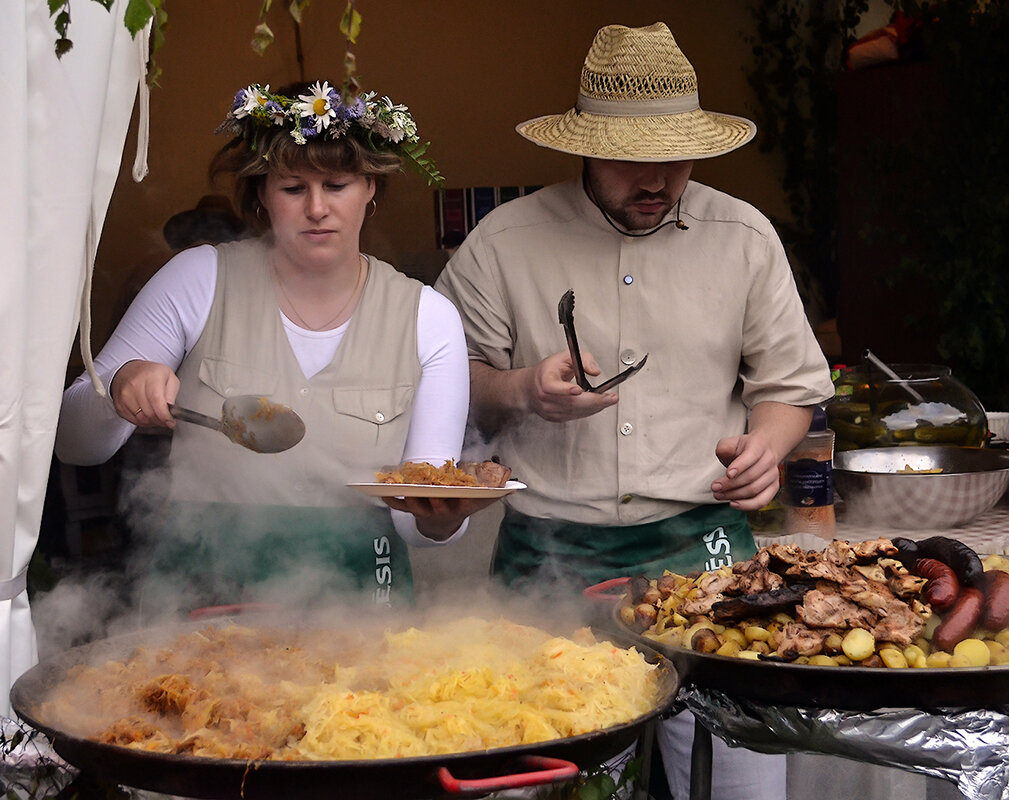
[
  {"xmin": 11, "ymin": 622, "xmax": 679, "ymax": 800},
  {"xmin": 587, "ymin": 578, "xmax": 1009, "ymax": 712}
]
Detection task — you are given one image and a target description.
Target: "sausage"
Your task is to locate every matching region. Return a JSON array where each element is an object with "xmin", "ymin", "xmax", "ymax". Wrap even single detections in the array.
[
  {"xmin": 933, "ymin": 587, "xmax": 984, "ymax": 652},
  {"xmin": 980, "ymin": 569, "xmax": 1009, "ymax": 631},
  {"xmin": 915, "ymin": 558, "xmax": 960, "ymax": 611},
  {"xmin": 915, "ymin": 536, "xmax": 985, "ymax": 588},
  {"xmin": 890, "ymin": 537, "xmax": 920, "ymax": 570}
]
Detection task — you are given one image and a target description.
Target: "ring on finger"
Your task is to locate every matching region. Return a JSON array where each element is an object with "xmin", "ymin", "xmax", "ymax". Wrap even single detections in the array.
[{"xmin": 135, "ymin": 407, "xmax": 144, "ymax": 415}]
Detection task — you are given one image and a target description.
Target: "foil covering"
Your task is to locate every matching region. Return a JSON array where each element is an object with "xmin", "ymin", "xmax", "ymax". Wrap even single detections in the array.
[{"xmin": 681, "ymin": 686, "xmax": 1009, "ymax": 800}]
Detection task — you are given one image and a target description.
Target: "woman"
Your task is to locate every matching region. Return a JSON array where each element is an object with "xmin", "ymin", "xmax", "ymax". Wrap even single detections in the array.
[{"xmin": 56, "ymin": 80, "xmax": 491, "ymax": 609}]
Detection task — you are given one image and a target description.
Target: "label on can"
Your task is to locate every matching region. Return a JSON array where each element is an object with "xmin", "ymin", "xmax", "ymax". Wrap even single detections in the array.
[{"xmin": 784, "ymin": 458, "xmax": 834, "ymax": 507}]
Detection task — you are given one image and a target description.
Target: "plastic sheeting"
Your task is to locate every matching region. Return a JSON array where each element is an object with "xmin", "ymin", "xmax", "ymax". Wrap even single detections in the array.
[
  {"xmin": 684, "ymin": 686, "xmax": 1009, "ymax": 800},
  {"xmin": 0, "ymin": 0, "xmax": 145, "ymax": 716}
]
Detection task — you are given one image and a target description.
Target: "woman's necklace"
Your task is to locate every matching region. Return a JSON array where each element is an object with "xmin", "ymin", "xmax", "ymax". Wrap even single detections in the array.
[{"xmin": 271, "ymin": 255, "xmax": 366, "ymax": 331}]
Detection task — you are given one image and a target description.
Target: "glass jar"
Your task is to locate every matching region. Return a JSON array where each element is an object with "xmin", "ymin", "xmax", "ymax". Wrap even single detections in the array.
[{"xmin": 826, "ymin": 364, "xmax": 987, "ymax": 452}]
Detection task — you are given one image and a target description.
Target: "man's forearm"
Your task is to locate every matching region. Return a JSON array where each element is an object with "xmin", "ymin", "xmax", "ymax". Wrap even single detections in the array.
[
  {"xmin": 747, "ymin": 401, "xmax": 816, "ymax": 463},
  {"xmin": 469, "ymin": 360, "xmax": 533, "ymax": 436}
]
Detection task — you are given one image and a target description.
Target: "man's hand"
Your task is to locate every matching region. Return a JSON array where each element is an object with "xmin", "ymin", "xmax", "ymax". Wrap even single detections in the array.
[
  {"xmin": 110, "ymin": 359, "xmax": 181, "ymax": 429},
  {"xmin": 711, "ymin": 433, "xmax": 781, "ymax": 511},
  {"xmin": 526, "ymin": 350, "xmax": 619, "ymax": 422},
  {"xmin": 709, "ymin": 402, "xmax": 814, "ymax": 511},
  {"xmin": 469, "ymin": 351, "xmax": 618, "ymax": 434}
]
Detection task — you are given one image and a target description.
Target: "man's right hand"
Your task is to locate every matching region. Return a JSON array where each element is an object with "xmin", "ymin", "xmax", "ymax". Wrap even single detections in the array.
[{"xmin": 525, "ymin": 349, "xmax": 619, "ymax": 422}]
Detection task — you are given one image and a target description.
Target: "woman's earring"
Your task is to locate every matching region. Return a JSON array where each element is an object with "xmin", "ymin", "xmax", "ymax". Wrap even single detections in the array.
[
  {"xmin": 366, "ymin": 199, "xmax": 378, "ymax": 218},
  {"xmin": 256, "ymin": 205, "xmax": 268, "ymax": 222}
]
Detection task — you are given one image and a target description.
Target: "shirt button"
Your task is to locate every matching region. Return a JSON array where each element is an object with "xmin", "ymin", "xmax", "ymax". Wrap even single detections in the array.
[
  {"xmin": 225, "ymin": 386, "xmax": 234, "ymax": 396},
  {"xmin": 620, "ymin": 349, "xmax": 636, "ymax": 366},
  {"xmin": 623, "ymin": 274, "xmax": 634, "ymax": 285},
  {"xmin": 620, "ymin": 422, "xmax": 634, "ymax": 436},
  {"xmin": 375, "ymin": 411, "xmax": 385, "ymax": 423},
  {"xmin": 620, "ymin": 494, "xmax": 633, "ymax": 504},
  {"xmin": 299, "ymin": 387, "xmax": 310, "ymax": 396}
]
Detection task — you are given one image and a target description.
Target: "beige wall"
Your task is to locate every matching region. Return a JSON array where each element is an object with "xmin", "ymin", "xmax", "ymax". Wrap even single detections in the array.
[{"xmin": 84, "ymin": 1, "xmax": 786, "ymax": 365}]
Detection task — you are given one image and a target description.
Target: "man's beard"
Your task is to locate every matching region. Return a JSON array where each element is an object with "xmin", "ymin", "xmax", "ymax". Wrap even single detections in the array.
[{"xmin": 603, "ymin": 193, "xmax": 674, "ymax": 231}]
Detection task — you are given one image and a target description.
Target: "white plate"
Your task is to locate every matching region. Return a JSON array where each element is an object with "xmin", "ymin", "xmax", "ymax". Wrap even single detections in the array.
[{"xmin": 347, "ymin": 480, "xmax": 526, "ymax": 499}]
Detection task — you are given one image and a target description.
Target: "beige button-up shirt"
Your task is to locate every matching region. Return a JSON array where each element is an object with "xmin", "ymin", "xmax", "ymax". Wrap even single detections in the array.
[{"xmin": 436, "ymin": 179, "xmax": 834, "ymax": 525}]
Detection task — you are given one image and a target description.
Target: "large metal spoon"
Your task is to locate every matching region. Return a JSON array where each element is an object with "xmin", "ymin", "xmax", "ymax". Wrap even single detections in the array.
[{"xmin": 168, "ymin": 395, "xmax": 306, "ymax": 454}]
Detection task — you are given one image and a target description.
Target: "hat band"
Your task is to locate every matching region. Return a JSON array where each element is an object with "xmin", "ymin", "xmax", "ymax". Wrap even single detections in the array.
[{"xmin": 575, "ymin": 92, "xmax": 700, "ymax": 117}]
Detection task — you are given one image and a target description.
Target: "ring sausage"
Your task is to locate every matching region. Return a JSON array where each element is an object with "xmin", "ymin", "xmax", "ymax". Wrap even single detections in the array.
[
  {"xmin": 933, "ymin": 587, "xmax": 984, "ymax": 652},
  {"xmin": 980, "ymin": 569, "xmax": 1009, "ymax": 631},
  {"xmin": 915, "ymin": 558, "xmax": 960, "ymax": 611},
  {"xmin": 915, "ymin": 536, "xmax": 985, "ymax": 588}
]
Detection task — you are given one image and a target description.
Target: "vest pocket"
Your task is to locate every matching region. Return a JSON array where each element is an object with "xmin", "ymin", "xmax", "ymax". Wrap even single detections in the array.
[
  {"xmin": 331, "ymin": 385, "xmax": 415, "ymax": 450},
  {"xmin": 198, "ymin": 357, "xmax": 280, "ymax": 399}
]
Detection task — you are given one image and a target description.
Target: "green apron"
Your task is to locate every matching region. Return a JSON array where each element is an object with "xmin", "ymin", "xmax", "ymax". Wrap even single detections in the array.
[
  {"xmin": 146, "ymin": 502, "xmax": 413, "ymax": 611},
  {"xmin": 494, "ymin": 504, "xmax": 755, "ymax": 589}
]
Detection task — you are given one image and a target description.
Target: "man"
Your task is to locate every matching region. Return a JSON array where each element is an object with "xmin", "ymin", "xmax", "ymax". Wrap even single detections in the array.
[{"xmin": 435, "ymin": 22, "xmax": 834, "ymax": 798}]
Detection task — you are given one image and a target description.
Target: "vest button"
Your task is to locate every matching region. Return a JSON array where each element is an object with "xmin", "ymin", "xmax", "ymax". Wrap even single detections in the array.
[
  {"xmin": 620, "ymin": 422, "xmax": 633, "ymax": 436},
  {"xmin": 620, "ymin": 494, "xmax": 633, "ymax": 504},
  {"xmin": 299, "ymin": 387, "xmax": 310, "ymax": 396},
  {"xmin": 375, "ymin": 411, "xmax": 385, "ymax": 423},
  {"xmin": 620, "ymin": 349, "xmax": 636, "ymax": 366},
  {"xmin": 623, "ymin": 274, "xmax": 634, "ymax": 285}
]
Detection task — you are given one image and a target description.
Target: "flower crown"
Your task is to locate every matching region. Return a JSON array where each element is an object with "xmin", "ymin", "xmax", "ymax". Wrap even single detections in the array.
[{"xmin": 219, "ymin": 81, "xmax": 443, "ymax": 186}]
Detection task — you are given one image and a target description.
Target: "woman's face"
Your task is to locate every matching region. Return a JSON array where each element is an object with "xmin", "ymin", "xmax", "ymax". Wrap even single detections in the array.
[{"xmin": 259, "ymin": 169, "xmax": 375, "ymax": 269}]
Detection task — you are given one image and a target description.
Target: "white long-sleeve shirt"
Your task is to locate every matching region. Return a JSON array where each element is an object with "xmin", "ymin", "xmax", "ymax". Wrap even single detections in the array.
[{"xmin": 57, "ymin": 244, "xmax": 471, "ymax": 545}]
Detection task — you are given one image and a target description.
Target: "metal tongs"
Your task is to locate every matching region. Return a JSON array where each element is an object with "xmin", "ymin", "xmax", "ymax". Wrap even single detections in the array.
[{"xmin": 557, "ymin": 289, "xmax": 648, "ymax": 393}]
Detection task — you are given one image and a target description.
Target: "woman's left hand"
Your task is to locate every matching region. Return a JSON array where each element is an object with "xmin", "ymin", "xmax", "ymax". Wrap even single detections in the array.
[{"xmin": 381, "ymin": 495, "xmax": 508, "ymax": 541}]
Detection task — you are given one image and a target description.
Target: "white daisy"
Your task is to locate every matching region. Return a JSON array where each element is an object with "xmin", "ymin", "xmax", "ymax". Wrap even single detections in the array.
[
  {"xmin": 297, "ymin": 80, "xmax": 339, "ymax": 132},
  {"xmin": 234, "ymin": 84, "xmax": 271, "ymax": 119}
]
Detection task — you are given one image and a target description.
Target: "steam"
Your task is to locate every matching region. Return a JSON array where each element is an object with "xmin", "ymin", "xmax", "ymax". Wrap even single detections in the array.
[{"xmin": 31, "ymin": 434, "xmax": 608, "ymax": 665}]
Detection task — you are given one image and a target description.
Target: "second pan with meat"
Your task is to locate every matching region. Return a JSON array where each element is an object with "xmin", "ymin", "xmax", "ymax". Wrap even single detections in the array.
[{"xmin": 601, "ymin": 537, "xmax": 1009, "ymax": 711}]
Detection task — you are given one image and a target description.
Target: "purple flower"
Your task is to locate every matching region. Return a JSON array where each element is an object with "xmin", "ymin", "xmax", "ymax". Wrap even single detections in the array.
[{"xmin": 336, "ymin": 97, "xmax": 366, "ymax": 121}]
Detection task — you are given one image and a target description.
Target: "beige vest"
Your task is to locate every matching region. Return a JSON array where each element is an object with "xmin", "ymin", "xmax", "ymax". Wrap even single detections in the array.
[{"xmin": 169, "ymin": 238, "xmax": 423, "ymax": 508}]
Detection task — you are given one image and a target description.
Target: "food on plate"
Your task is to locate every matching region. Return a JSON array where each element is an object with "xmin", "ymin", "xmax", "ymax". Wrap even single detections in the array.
[
  {"xmin": 916, "ymin": 558, "xmax": 960, "ymax": 611},
  {"xmin": 980, "ymin": 569, "xmax": 1009, "ymax": 631},
  {"xmin": 620, "ymin": 536, "xmax": 1009, "ymax": 668},
  {"xmin": 932, "ymin": 587, "xmax": 984, "ymax": 652},
  {"xmin": 375, "ymin": 459, "xmax": 512, "ymax": 488},
  {"xmin": 39, "ymin": 617, "xmax": 658, "ymax": 760}
]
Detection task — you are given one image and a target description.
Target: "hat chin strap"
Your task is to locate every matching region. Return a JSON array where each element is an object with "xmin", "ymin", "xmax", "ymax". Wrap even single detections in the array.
[
  {"xmin": 575, "ymin": 92, "xmax": 700, "ymax": 117},
  {"xmin": 581, "ymin": 172, "xmax": 689, "ymax": 238}
]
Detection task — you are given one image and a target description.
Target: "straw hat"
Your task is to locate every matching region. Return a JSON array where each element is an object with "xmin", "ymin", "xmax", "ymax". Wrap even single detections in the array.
[{"xmin": 517, "ymin": 22, "xmax": 756, "ymax": 162}]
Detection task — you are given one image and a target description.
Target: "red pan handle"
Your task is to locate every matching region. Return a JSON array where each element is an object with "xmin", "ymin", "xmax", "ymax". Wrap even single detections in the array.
[
  {"xmin": 582, "ymin": 576, "xmax": 630, "ymax": 604},
  {"xmin": 436, "ymin": 755, "xmax": 579, "ymax": 794},
  {"xmin": 188, "ymin": 603, "xmax": 278, "ymax": 620}
]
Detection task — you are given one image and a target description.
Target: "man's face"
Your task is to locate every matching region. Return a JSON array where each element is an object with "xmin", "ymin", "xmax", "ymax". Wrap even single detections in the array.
[{"xmin": 584, "ymin": 159, "xmax": 695, "ymax": 231}]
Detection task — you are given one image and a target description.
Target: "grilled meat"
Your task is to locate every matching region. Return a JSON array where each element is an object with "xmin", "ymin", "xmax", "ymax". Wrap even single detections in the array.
[{"xmin": 711, "ymin": 583, "xmax": 815, "ymax": 622}]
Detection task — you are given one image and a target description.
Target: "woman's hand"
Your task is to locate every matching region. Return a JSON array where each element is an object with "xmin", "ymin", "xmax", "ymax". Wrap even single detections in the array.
[
  {"xmin": 110, "ymin": 359, "xmax": 181, "ymax": 429},
  {"xmin": 380, "ymin": 495, "xmax": 507, "ymax": 541}
]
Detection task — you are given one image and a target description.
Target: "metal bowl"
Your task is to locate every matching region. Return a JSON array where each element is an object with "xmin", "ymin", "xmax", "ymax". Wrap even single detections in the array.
[{"xmin": 833, "ymin": 446, "xmax": 1009, "ymax": 529}]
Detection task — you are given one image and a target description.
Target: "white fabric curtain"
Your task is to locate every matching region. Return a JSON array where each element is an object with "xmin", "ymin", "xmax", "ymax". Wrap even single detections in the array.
[{"xmin": 0, "ymin": 0, "xmax": 145, "ymax": 716}]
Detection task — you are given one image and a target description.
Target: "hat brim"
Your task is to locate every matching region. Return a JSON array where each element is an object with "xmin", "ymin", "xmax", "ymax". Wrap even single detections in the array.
[{"xmin": 516, "ymin": 107, "xmax": 756, "ymax": 161}]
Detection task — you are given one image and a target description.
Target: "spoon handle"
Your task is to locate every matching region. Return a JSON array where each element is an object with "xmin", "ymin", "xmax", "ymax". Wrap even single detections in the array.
[{"xmin": 168, "ymin": 403, "xmax": 226, "ymax": 433}]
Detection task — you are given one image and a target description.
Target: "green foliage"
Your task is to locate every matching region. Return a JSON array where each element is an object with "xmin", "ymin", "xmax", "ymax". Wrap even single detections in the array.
[
  {"xmin": 866, "ymin": 1, "xmax": 1009, "ymax": 408},
  {"xmin": 401, "ymin": 139, "xmax": 445, "ymax": 188},
  {"xmin": 746, "ymin": 1, "xmax": 871, "ymax": 318},
  {"xmin": 49, "ymin": 1, "xmax": 307, "ymax": 84}
]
